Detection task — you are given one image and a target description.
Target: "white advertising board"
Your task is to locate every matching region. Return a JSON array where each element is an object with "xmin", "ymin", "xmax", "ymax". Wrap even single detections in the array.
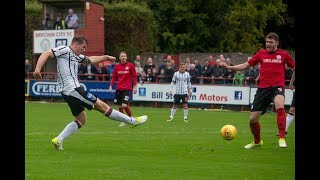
[
  {"xmin": 133, "ymin": 84, "xmax": 250, "ymax": 105},
  {"xmin": 33, "ymin": 29, "xmax": 75, "ymax": 54}
]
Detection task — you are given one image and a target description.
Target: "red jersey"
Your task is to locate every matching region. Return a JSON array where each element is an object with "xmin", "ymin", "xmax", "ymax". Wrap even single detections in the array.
[
  {"xmin": 110, "ymin": 62, "xmax": 137, "ymax": 90},
  {"xmin": 248, "ymin": 49, "xmax": 295, "ymax": 88}
]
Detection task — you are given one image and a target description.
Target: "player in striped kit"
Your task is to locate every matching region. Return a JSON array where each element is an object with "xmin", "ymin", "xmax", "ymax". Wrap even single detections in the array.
[
  {"xmin": 33, "ymin": 35, "xmax": 147, "ymax": 150},
  {"xmin": 167, "ymin": 62, "xmax": 192, "ymax": 122}
]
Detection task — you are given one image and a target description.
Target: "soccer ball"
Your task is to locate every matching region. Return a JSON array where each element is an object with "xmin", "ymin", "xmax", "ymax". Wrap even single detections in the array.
[{"xmin": 220, "ymin": 125, "xmax": 237, "ymax": 140}]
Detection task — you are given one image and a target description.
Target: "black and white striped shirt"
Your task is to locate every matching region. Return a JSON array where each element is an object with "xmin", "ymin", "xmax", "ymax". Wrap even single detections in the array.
[
  {"xmin": 170, "ymin": 71, "xmax": 192, "ymax": 95},
  {"xmin": 52, "ymin": 45, "xmax": 86, "ymax": 95}
]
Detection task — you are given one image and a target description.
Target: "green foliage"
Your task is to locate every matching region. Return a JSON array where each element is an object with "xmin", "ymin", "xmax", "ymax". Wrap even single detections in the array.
[
  {"xmin": 103, "ymin": 2, "xmax": 158, "ymax": 60},
  {"xmin": 25, "ymin": 1, "xmax": 42, "ymax": 60},
  {"xmin": 219, "ymin": 0, "xmax": 287, "ymax": 53}
]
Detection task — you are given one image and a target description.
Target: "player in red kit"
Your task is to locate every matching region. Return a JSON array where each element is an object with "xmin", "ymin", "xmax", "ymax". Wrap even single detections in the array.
[
  {"xmin": 109, "ymin": 51, "xmax": 138, "ymax": 127},
  {"xmin": 221, "ymin": 32, "xmax": 295, "ymax": 149}
]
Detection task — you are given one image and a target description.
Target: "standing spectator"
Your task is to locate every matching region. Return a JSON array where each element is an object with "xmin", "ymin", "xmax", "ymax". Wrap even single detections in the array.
[
  {"xmin": 244, "ymin": 66, "xmax": 258, "ymax": 85},
  {"xmin": 134, "ymin": 55, "xmax": 141, "ymax": 65},
  {"xmin": 25, "ymin": 59, "xmax": 33, "ymax": 78},
  {"xmin": 109, "ymin": 51, "xmax": 138, "ymax": 127},
  {"xmin": 221, "ymin": 32, "xmax": 295, "ymax": 149},
  {"xmin": 135, "ymin": 61, "xmax": 144, "ymax": 81},
  {"xmin": 83, "ymin": 64, "xmax": 98, "ymax": 80},
  {"xmin": 188, "ymin": 63, "xmax": 201, "ymax": 84},
  {"xmin": 78, "ymin": 63, "xmax": 87, "ymax": 80},
  {"xmin": 141, "ymin": 68, "xmax": 156, "ymax": 84},
  {"xmin": 201, "ymin": 60, "xmax": 212, "ymax": 84},
  {"xmin": 193, "ymin": 58, "xmax": 202, "ymax": 72},
  {"xmin": 107, "ymin": 60, "xmax": 116, "ymax": 80},
  {"xmin": 212, "ymin": 59, "xmax": 226, "ymax": 84},
  {"xmin": 42, "ymin": 13, "xmax": 53, "ymax": 30},
  {"xmin": 158, "ymin": 55, "xmax": 169, "ymax": 74},
  {"xmin": 224, "ymin": 58, "xmax": 235, "ymax": 84},
  {"xmin": 208, "ymin": 55, "xmax": 216, "ymax": 67},
  {"xmin": 53, "ymin": 13, "xmax": 66, "ymax": 30},
  {"xmin": 164, "ymin": 61, "xmax": 175, "ymax": 83},
  {"xmin": 32, "ymin": 35, "xmax": 147, "ymax": 150},
  {"xmin": 233, "ymin": 70, "xmax": 244, "ymax": 85},
  {"xmin": 65, "ymin": 8, "xmax": 78, "ymax": 29},
  {"xmin": 97, "ymin": 62, "xmax": 109, "ymax": 81},
  {"xmin": 166, "ymin": 62, "xmax": 192, "ymax": 122},
  {"xmin": 143, "ymin": 57, "xmax": 156, "ymax": 73}
]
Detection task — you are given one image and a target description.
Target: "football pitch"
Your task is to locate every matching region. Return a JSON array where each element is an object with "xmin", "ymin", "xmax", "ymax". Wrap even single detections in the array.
[{"xmin": 25, "ymin": 101, "xmax": 295, "ymax": 179}]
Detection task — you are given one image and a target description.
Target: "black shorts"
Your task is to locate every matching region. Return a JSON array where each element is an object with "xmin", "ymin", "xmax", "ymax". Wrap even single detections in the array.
[
  {"xmin": 173, "ymin": 94, "xmax": 189, "ymax": 104},
  {"xmin": 61, "ymin": 86, "xmax": 98, "ymax": 116},
  {"xmin": 251, "ymin": 86, "xmax": 285, "ymax": 115},
  {"xmin": 114, "ymin": 90, "xmax": 130, "ymax": 105},
  {"xmin": 291, "ymin": 91, "xmax": 295, "ymax": 108}
]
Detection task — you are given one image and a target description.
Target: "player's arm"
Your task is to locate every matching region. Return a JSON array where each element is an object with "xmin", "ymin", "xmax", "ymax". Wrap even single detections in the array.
[
  {"xmin": 187, "ymin": 73, "xmax": 192, "ymax": 96},
  {"xmin": 33, "ymin": 50, "xmax": 54, "ymax": 79},
  {"xmin": 169, "ymin": 73, "xmax": 176, "ymax": 95},
  {"xmin": 85, "ymin": 55, "xmax": 116, "ymax": 64},
  {"xmin": 221, "ymin": 61, "xmax": 251, "ymax": 71}
]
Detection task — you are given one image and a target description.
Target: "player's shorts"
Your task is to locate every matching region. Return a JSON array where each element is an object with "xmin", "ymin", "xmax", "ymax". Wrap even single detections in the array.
[
  {"xmin": 173, "ymin": 94, "xmax": 189, "ymax": 104},
  {"xmin": 61, "ymin": 86, "xmax": 97, "ymax": 116},
  {"xmin": 114, "ymin": 90, "xmax": 130, "ymax": 105},
  {"xmin": 251, "ymin": 86, "xmax": 285, "ymax": 115},
  {"xmin": 291, "ymin": 91, "xmax": 295, "ymax": 108}
]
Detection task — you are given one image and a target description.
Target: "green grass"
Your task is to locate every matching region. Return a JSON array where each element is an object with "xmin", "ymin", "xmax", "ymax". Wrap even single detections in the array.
[{"xmin": 25, "ymin": 101, "xmax": 295, "ymax": 180}]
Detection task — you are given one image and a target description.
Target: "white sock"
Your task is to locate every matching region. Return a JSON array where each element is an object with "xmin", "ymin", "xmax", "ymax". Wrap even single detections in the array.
[
  {"xmin": 184, "ymin": 108, "xmax": 188, "ymax": 119},
  {"xmin": 170, "ymin": 108, "xmax": 176, "ymax": 119},
  {"xmin": 285, "ymin": 113, "xmax": 295, "ymax": 132},
  {"xmin": 107, "ymin": 109, "xmax": 135, "ymax": 124},
  {"xmin": 57, "ymin": 121, "xmax": 79, "ymax": 142}
]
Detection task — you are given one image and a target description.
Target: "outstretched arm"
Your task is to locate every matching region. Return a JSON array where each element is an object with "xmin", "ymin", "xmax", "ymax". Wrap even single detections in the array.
[
  {"xmin": 89, "ymin": 55, "xmax": 116, "ymax": 64},
  {"xmin": 33, "ymin": 50, "xmax": 54, "ymax": 79},
  {"xmin": 221, "ymin": 61, "xmax": 251, "ymax": 71}
]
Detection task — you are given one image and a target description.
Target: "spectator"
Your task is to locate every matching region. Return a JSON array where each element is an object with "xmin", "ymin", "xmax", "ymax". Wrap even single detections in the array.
[
  {"xmin": 170, "ymin": 59, "xmax": 176, "ymax": 71},
  {"xmin": 42, "ymin": 13, "xmax": 53, "ymax": 30},
  {"xmin": 233, "ymin": 70, "xmax": 244, "ymax": 85},
  {"xmin": 78, "ymin": 63, "xmax": 87, "ymax": 80},
  {"xmin": 164, "ymin": 61, "xmax": 175, "ymax": 83},
  {"xmin": 158, "ymin": 55, "xmax": 169, "ymax": 74},
  {"xmin": 65, "ymin": 8, "xmax": 78, "ymax": 29},
  {"xmin": 135, "ymin": 61, "xmax": 144, "ymax": 79},
  {"xmin": 193, "ymin": 58, "xmax": 202, "ymax": 72},
  {"xmin": 208, "ymin": 55, "xmax": 216, "ymax": 67},
  {"xmin": 185, "ymin": 57, "xmax": 191, "ymax": 71},
  {"xmin": 212, "ymin": 59, "xmax": 226, "ymax": 84},
  {"xmin": 107, "ymin": 60, "xmax": 116, "ymax": 80},
  {"xmin": 134, "ymin": 55, "xmax": 141, "ymax": 65},
  {"xmin": 143, "ymin": 57, "xmax": 156, "ymax": 73},
  {"xmin": 83, "ymin": 64, "xmax": 98, "ymax": 80},
  {"xmin": 224, "ymin": 58, "xmax": 235, "ymax": 84},
  {"xmin": 158, "ymin": 69, "xmax": 166, "ymax": 83},
  {"xmin": 53, "ymin": 13, "xmax": 66, "ymax": 30},
  {"xmin": 97, "ymin": 62, "xmax": 109, "ymax": 81},
  {"xmin": 25, "ymin": 59, "xmax": 33, "ymax": 78},
  {"xmin": 201, "ymin": 59, "xmax": 212, "ymax": 84},
  {"xmin": 244, "ymin": 66, "xmax": 258, "ymax": 85},
  {"xmin": 188, "ymin": 63, "xmax": 201, "ymax": 84},
  {"xmin": 142, "ymin": 68, "xmax": 156, "ymax": 84}
]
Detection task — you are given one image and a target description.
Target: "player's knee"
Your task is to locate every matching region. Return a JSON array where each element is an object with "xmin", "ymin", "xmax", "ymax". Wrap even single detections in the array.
[{"xmin": 121, "ymin": 103, "xmax": 127, "ymax": 108}]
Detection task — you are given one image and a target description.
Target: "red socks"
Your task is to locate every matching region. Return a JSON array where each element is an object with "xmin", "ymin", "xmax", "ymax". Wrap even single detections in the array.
[
  {"xmin": 277, "ymin": 108, "xmax": 286, "ymax": 138},
  {"xmin": 124, "ymin": 106, "xmax": 132, "ymax": 117},
  {"xmin": 250, "ymin": 122, "xmax": 261, "ymax": 144}
]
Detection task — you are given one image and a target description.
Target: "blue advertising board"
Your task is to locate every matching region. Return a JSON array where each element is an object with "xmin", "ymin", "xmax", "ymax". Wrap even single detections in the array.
[{"xmin": 26, "ymin": 80, "xmax": 119, "ymax": 100}]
